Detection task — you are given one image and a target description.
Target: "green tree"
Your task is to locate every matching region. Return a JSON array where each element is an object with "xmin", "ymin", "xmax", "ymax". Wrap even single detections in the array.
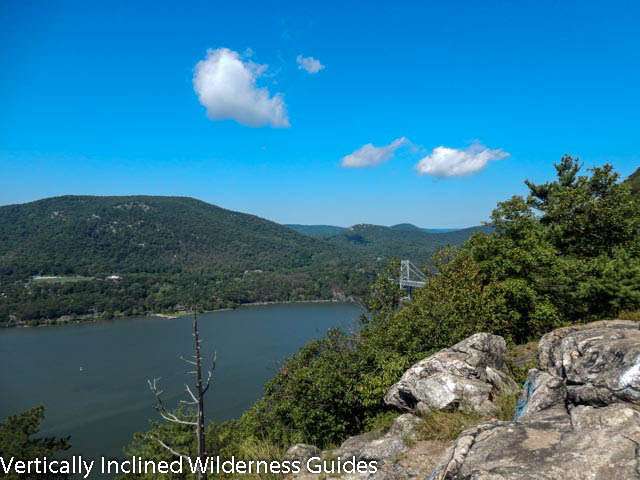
[{"xmin": 0, "ymin": 406, "xmax": 70, "ymax": 480}]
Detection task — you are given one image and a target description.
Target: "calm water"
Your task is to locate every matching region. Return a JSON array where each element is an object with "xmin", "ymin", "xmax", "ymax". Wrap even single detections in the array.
[{"xmin": 0, "ymin": 302, "xmax": 361, "ymax": 459}]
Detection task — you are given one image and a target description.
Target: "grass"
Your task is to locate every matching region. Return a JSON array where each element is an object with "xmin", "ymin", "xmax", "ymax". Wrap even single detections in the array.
[
  {"xmin": 230, "ymin": 437, "xmax": 287, "ymax": 480},
  {"xmin": 415, "ymin": 392, "xmax": 519, "ymax": 442},
  {"xmin": 363, "ymin": 410, "xmax": 400, "ymax": 434},
  {"xmin": 619, "ymin": 311, "xmax": 640, "ymax": 321},
  {"xmin": 506, "ymin": 341, "xmax": 539, "ymax": 385},
  {"xmin": 31, "ymin": 275, "xmax": 94, "ymax": 284},
  {"xmin": 416, "ymin": 409, "xmax": 484, "ymax": 442}
]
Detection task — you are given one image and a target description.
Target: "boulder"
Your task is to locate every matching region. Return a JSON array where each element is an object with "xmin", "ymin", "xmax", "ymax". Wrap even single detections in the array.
[
  {"xmin": 385, "ymin": 333, "xmax": 518, "ymax": 415},
  {"xmin": 514, "ymin": 369, "xmax": 566, "ymax": 419},
  {"xmin": 287, "ymin": 414, "xmax": 440, "ymax": 480},
  {"xmin": 429, "ymin": 320, "xmax": 640, "ymax": 479},
  {"xmin": 537, "ymin": 319, "xmax": 640, "ymax": 406},
  {"xmin": 285, "ymin": 443, "xmax": 321, "ymax": 462},
  {"xmin": 429, "ymin": 403, "xmax": 640, "ymax": 479},
  {"xmin": 331, "ymin": 414, "xmax": 424, "ymax": 464}
]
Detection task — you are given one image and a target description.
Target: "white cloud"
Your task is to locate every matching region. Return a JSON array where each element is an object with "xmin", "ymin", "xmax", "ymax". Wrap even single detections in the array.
[
  {"xmin": 193, "ymin": 48, "xmax": 289, "ymax": 128},
  {"xmin": 341, "ymin": 137, "xmax": 409, "ymax": 168},
  {"xmin": 416, "ymin": 142, "xmax": 509, "ymax": 177},
  {"xmin": 296, "ymin": 54, "xmax": 325, "ymax": 74}
]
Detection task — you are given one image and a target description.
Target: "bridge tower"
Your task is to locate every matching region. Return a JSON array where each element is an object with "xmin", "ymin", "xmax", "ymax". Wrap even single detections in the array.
[{"xmin": 399, "ymin": 259, "xmax": 426, "ymax": 299}]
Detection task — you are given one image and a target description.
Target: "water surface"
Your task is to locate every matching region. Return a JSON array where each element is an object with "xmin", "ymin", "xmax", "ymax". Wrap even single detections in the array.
[{"xmin": 0, "ymin": 302, "xmax": 361, "ymax": 459}]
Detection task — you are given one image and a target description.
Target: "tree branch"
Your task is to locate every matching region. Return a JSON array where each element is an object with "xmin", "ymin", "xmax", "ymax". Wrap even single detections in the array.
[
  {"xmin": 148, "ymin": 377, "xmax": 197, "ymax": 426},
  {"xmin": 202, "ymin": 351, "xmax": 217, "ymax": 396},
  {"xmin": 149, "ymin": 434, "xmax": 190, "ymax": 460}
]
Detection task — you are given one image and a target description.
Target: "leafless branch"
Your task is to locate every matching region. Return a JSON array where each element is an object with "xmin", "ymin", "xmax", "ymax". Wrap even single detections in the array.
[
  {"xmin": 202, "ymin": 351, "xmax": 217, "ymax": 396},
  {"xmin": 179, "ymin": 355, "xmax": 197, "ymax": 366},
  {"xmin": 185, "ymin": 384, "xmax": 198, "ymax": 403},
  {"xmin": 148, "ymin": 377, "xmax": 198, "ymax": 426},
  {"xmin": 148, "ymin": 434, "xmax": 190, "ymax": 460}
]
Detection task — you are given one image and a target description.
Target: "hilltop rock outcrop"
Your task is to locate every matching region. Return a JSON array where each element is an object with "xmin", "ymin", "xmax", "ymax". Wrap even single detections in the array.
[
  {"xmin": 289, "ymin": 321, "xmax": 640, "ymax": 479},
  {"xmin": 384, "ymin": 333, "xmax": 518, "ymax": 415},
  {"xmin": 430, "ymin": 320, "xmax": 640, "ymax": 479},
  {"xmin": 289, "ymin": 413, "xmax": 447, "ymax": 480}
]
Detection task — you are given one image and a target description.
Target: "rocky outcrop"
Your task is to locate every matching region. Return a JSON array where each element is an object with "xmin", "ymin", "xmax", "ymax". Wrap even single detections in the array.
[
  {"xmin": 285, "ymin": 444, "xmax": 322, "ymax": 462},
  {"xmin": 385, "ymin": 333, "xmax": 518, "ymax": 415},
  {"xmin": 289, "ymin": 413, "xmax": 449, "ymax": 480},
  {"xmin": 536, "ymin": 319, "xmax": 640, "ymax": 407},
  {"xmin": 329, "ymin": 414, "xmax": 423, "ymax": 464},
  {"xmin": 430, "ymin": 320, "xmax": 640, "ymax": 479}
]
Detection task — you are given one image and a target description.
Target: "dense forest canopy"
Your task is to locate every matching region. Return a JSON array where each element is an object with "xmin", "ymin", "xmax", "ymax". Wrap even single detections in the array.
[
  {"xmin": 0, "ymin": 407, "xmax": 70, "ymax": 480},
  {"xmin": 626, "ymin": 166, "xmax": 640, "ymax": 195}
]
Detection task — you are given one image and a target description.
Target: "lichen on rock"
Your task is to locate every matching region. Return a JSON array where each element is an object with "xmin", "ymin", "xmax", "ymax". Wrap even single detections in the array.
[
  {"xmin": 430, "ymin": 320, "xmax": 640, "ymax": 480},
  {"xmin": 384, "ymin": 333, "xmax": 519, "ymax": 415}
]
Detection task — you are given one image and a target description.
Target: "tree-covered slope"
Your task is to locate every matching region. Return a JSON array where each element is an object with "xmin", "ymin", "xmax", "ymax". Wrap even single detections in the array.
[
  {"xmin": 0, "ymin": 196, "xmax": 342, "ymax": 277},
  {"xmin": 0, "ymin": 196, "xmax": 483, "ymax": 325},
  {"xmin": 626, "ymin": 167, "xmax": 640, "ymax": 195},
  {"xmin": 325, "ymin": 223, "xmax": 491, "ymax": 265},
  {"xmin": 286, "ymin": 224, "xmax": 347, "ymax": 238}
]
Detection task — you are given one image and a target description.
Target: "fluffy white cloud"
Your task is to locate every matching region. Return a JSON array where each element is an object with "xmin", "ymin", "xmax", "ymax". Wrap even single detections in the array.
[
  {"xmin": 296, "ymin": 54, "xmax": 325, "ymax": 74},
  {"xmin": 341, "ymin": 137, "xmax": 409, "ymax": 168},
  {"xmin": 416, "ymin": 143, "xmax": 509, "ymax": 177},
  {"xmin": 193, "ymin": 48, "xmax": 289, "ymax": 128}
]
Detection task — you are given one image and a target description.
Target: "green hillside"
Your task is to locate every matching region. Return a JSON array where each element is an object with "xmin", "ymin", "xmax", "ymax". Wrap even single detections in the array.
[
  {"xmin": 0, "ymin": 196, "xmax": 368, "ymax": 325},
  {"xmin": 0, "ymin": 196, "xmax": 483, "ymax": 325},
  {"xmin": 326, "ymin": 223, "xmax": 491, "ymax": 265},
  {"xmin": 286, "ymin": 224, "xmax": 346, "ymax": 238},
  {"xmin": 626, "ymin": 167, "xmax": 640, "ymax": 195},
  {"xmin": 0, "ymin": 196, "xmax": 341, "ymax": 277}
]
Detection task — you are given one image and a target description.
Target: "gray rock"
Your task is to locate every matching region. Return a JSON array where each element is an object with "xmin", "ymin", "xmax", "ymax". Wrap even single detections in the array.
[
  {"xmin": 514, "ymin": 369, "xmax": 566, "ymax": 420},
  {"xmin": 430, "ymin": 403, "xmax": 640, "ymax": 479},
  {"xmin": 332, "ymin": 414, "xmax": 424, "ymax": 464},
  {"xmin": 429, "ymin": 320, "xmax": 640, "ymax": 479},
  {"xmin": 385, "ymin": 333, "xmax": 518, "ymax": 415},
  {"xmin": 285, "ymin": 443, "xmax": 321, "ymax": 462},
  {"xmin": 537, "ymin": 319, "xmax": 640, "ymax": 406}
]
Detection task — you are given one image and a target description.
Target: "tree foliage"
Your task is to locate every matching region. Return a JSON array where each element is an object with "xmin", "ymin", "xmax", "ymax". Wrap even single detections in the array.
[
  {"xmin": 124, "ymin": 158, "xmax": 640, "ymax": 457},
  {"xmin": 221, "ymin": 158, "xmax": 640, "ymax": 450},
  {"xmin": 0, "ymin": 406, "xmax": 70, "ymax": 480}
]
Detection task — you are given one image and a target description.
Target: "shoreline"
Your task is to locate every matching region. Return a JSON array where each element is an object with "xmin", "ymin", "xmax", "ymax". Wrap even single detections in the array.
[
  {"xmin": 142, "ymin": 298, "xmax": 355, "ymax": 319},
  {"xmin": 3, "ymin": 298, "xmax": 361, "ymax": 328}
]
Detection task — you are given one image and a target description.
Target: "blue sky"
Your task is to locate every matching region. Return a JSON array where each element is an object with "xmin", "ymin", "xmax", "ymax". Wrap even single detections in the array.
[{"xmin": 1, "ymin": 0, "xmax": 639, "ymax": 227}]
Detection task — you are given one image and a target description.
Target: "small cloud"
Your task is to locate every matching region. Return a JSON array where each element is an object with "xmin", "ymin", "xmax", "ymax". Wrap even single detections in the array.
[
  {"xmin": 296, "ymin": 54, "xmax": 325, "ymax": 74},
  {"xmin": 341, "ymin": 137, "xmax": 410, "ymax": 168},
  {"xmin": 193, "ymin": 48, "xmax": 289, "ymax": 128},
  {"xmin": 416, "ymin": 142, "xmax": 509, "ymax": 177}
]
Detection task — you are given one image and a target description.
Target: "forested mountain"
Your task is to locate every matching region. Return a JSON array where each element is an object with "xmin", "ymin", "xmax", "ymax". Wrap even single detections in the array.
[
  {"xmin": 325, "ymin": 223, "xmax": 492, "ymax": 265},
  {"xmin": 626, "ymin": 167, "xmax": 640, "ymax": 195},
  {"xmin": 0, "ymin": 196, "xmax": 481, "ymax": 325},
  {"xmin": 0, "ymin": 196, "xmax": 360, "ymax": 324},
  {"xmin": 286, "ymin": 224, "xmax": 347, "ymax": 238},
  {"xmin": 288, "ymin": 222, "xmax": 489, "ymax": 264},
  {"xmin": 288, "ymin": 223, "xmax": 462, "ymax": 238},
  {"xmin": 0, "ymin": 196, "xmax": 349, "ymax": 276}
]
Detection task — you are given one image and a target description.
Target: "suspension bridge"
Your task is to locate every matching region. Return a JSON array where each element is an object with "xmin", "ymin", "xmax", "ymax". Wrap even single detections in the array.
[{"xmin": 398, "ymin": 259, "xmax": 426, "ymax": 299}]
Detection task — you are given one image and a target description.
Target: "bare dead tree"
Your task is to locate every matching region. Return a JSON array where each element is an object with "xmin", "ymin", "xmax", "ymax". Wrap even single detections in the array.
[{"xmin": 148, "ymin": 308, "xmax": 216, "ymax": 480}]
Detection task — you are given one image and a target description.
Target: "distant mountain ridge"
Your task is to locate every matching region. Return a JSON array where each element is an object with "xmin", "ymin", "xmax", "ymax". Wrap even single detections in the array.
[
  {"xmin": 287, "ymin": 223, "xmax": 466, "ymax": 238},
  {"xmin": 326, "ymin": 223, "xmax": 491, "ymax": 265}
]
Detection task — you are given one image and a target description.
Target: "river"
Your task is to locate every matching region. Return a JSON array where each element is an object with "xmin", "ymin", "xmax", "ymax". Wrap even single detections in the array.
[{"xmin": 0, "ymin": 302, "xmax": 362, "ymax": 460}]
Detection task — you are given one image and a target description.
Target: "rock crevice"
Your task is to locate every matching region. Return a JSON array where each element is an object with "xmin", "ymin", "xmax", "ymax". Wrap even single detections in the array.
[{"xmin": 431, "ymin": 320, "xmax": 640, "ymax": 480}]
